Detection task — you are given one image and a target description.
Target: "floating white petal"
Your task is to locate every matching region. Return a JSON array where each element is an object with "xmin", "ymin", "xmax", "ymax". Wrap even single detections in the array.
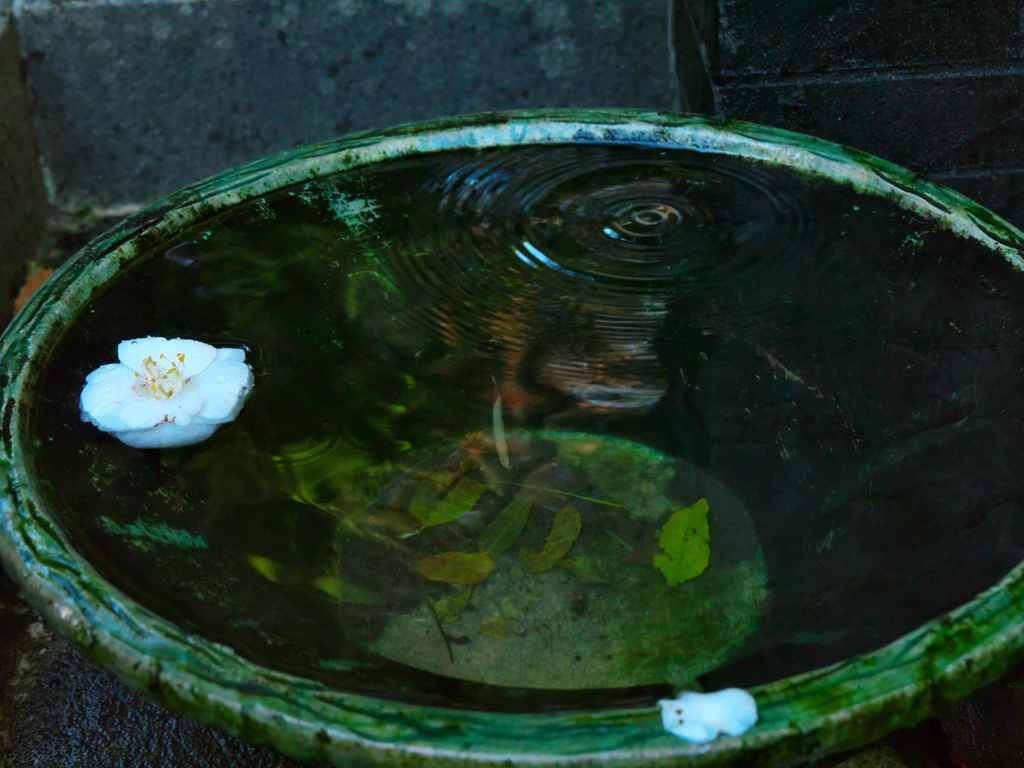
[
  {"xmin": 81, "ymin": 337, "xmax": 254, "ymax": 449},
  {"xmin": 115, "ymin": 421, "xmax": 219, "ymax": 449},
  {"xmin": 117, "ymin": 337, "xmax": 217, "ymax": 380},
  {"xmin": 194, "ymin": 349, "xmax": 254, "ymax": 423},
  {"xmin": 658, "ymin": 688, "xmax": 758, "ymax": 744},
  {"xmin": 79, "ymin": 364, "xmax": 138, "ymax": 433}
]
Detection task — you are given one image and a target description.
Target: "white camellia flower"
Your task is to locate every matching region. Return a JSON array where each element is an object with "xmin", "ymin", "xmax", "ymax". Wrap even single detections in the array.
[
  {"xmin": 658, "ymin": 688, "xmax": 758, "ymax": 744},
  {"xmin": 80, "ymin": 337, "xmax": 254, "ymax": 449}
]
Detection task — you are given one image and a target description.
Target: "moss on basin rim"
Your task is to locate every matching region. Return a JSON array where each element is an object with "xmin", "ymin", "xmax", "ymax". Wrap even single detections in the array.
[{"xmin": 2, "ymin": 109, "xmax": 1024, "ymax": 767}]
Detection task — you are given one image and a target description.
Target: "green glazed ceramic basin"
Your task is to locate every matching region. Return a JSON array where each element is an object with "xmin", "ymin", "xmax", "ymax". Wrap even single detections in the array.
[{"xmin": 3, "ymin": 109, "xmax": 1024, "ymax": 767}]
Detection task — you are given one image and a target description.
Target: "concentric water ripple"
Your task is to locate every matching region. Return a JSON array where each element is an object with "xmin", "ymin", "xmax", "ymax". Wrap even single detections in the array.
[{"xmin": 380, "ymin": 146, "xmax": 811, "ymax": 409}]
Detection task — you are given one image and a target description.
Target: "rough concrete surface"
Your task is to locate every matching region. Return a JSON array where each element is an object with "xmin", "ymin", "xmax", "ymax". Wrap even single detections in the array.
[
  {"xmin": 718, "ymin": 67, "xmax": 1024, "ymax": 174},
  {"xmin": 0, "ymin": 4, "xmax": 47, "ymax": 324},
  {"xmin": 941, "ymin": 691, "xmax": 1024, "ymax": 768},
  {"xmin": 0, "ymin": 573, "xmax": 940, "ymax": 768},
  {"xmin": 718, "ymin": 0, "xmax": 1024, "ymax": 76},
  {"xmin": 0, "ymin": 584, "xmax": 312, "ymax": 767},
  {"xmin": 15, "ymin": 0, "xmax": 676, "ymax": 208},
  {"xmin": 935, "ymin": 168, "xmax": 1024, "ymax": 229},
  {"xmin": 713, "ymin": 0, "xmax": 1024, "ymax": 179}
]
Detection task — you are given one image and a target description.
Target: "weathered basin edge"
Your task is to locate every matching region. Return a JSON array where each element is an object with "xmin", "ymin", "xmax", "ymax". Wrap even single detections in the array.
[{"xmin": 2, "ymin": 109, "xmax": 1024, "ymax": 767}]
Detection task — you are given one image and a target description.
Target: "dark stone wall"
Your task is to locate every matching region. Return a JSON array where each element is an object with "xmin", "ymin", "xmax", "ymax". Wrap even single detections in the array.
[
  {"xmin": 11, "ymin": 0, "xmax": 1023, "ymax": 227},
  {"xmin": 15, "ymin": 0, "xmax": 677, "ymax": 208},
  {"xmin": 0, "ymin": 6, "xmax": 46, "ymax": 323},
  {"xmin": 708, "ymin": 0, "xmax": 1024, "ymax": 226},
  {"xmin": 718, "ymin": 0, "xmax": 1022, "ymax": 76}
]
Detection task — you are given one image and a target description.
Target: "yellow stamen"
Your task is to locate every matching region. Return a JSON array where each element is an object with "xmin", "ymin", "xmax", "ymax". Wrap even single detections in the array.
[{"xmin": 133, "ymin": 353, "xmax": 186, "ymax": 400}]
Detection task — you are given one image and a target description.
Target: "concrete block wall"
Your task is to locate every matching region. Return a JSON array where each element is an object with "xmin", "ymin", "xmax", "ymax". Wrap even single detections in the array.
[
  {"xmin": 12, "ymin": 0, "xmax": 681, "ymax": 209},
  {"xmin": 8, "ymin": 0, "xmax": 1022, "ymax": 212}
]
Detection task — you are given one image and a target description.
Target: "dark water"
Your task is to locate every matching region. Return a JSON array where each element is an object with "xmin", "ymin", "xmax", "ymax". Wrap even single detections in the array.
[{"xmin": 29, "ymin": 144, "xmax": 1024, "ymax": 711}]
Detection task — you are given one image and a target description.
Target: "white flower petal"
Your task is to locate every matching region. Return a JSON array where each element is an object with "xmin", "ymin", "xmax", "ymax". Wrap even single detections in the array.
[
  {"xmin": 82, "ymin": 338, "xmax": 254, "ymax": 449},
  {"xmin": 84, "ymin": 362, "xmax": 132, "ymax": 386},
  {"xmin": 80, "ymin": 364, "xmax": 138, "ymax": 432},
  {"xmin": 117, "ymin": 337, "xmax": 217, "ymax": 379},
  {"xmin": 658, "ymin": 689, "xmax": 757, "ymax": 744},
  {"xmin": 215, "ymin": 347, "xmax": 247, "ymax": 364},
  {"xmin": 192, "ymin": 359, "xmax": 254, "ymax": 423},
  {"xmin": 117, "ymin": 395, "xmax": 175, "ymax": 430},
  {"xmin": 115, "ymin": 422, "xmax": 219, "ymax": 449},
  {"xmin": 163, "ymin": 384, "xmax": 205, "ymax": 426}
]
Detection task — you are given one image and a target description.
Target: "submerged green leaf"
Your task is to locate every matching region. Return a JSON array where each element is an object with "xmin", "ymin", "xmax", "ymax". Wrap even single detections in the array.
[
  {"xmin": 433, "ymin": 586, "xmax": 474, "ymax": 624},
  {"xmin": 653, "ymin": 498, "xmax": 711, "ymax": 586},
  {"xmin": 414, "ymin": 551, "xmax": 495, "ymax": 584},
  {"xmin": 521, "ymin": 505, "xmax": 582, "ymax": 573},
  {"xmin": 479, "ymin": 495, "xmax": 532, "ymax": 554},
  {"xmin": 410, "ymin": 477, "xmax": 487, "ymax": 529}
]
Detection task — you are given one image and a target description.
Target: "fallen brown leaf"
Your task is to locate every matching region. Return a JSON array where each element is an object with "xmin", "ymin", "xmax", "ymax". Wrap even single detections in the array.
[{"xmin": 14, "ymin": 267, "xmax": 55, "ymax": 313}]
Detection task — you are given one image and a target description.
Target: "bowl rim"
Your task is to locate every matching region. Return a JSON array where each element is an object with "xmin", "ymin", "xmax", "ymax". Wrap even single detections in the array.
[{"xmin": 2, "ymin": 108, "xmax": 1024, "ymax": 767}]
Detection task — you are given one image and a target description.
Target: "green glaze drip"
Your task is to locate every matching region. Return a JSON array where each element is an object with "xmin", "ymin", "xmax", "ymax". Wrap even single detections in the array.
[{"xmin": 100, "ymin": 517, "xmax": 208, "ymax": 551}]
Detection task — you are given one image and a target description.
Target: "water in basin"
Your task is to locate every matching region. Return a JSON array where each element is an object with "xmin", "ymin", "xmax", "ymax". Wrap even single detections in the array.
[{"xmin": 28, "ymin": 144, "xmax": 1024, "ymax": 712}]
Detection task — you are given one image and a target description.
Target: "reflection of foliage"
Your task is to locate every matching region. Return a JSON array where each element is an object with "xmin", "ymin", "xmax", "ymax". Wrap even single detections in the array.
[
  {"xmin": 193, "ymin": 218, "xmax": 346, "ymax": 301},
  {"xmin": 653, "ymin": 498, "xmax": 711, "ymax": 586},
  {"xmin": 246, "ymin": 553, "xmax": 383, "ymax": 606},
  {"xmin": 247, "ymin": 554, "xmax": 283, "ymax": 582},
  {"xmin": 187, "ymin": 432, "xmax": 277, "ymax": 503},
  {"xmin": 310, "ymin": 575, "xmax": 383, "ymax": 605},
  {"xmin": 182, "ymin": 187, "xmax": 427, "ymax": 461},
  {"xmin": 276, "ymin": 439, "xmax": 392, "ymax": 516},
  {"xmin": 344, "ymin": 248, "xmax": 399, "ymax": 323}
]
